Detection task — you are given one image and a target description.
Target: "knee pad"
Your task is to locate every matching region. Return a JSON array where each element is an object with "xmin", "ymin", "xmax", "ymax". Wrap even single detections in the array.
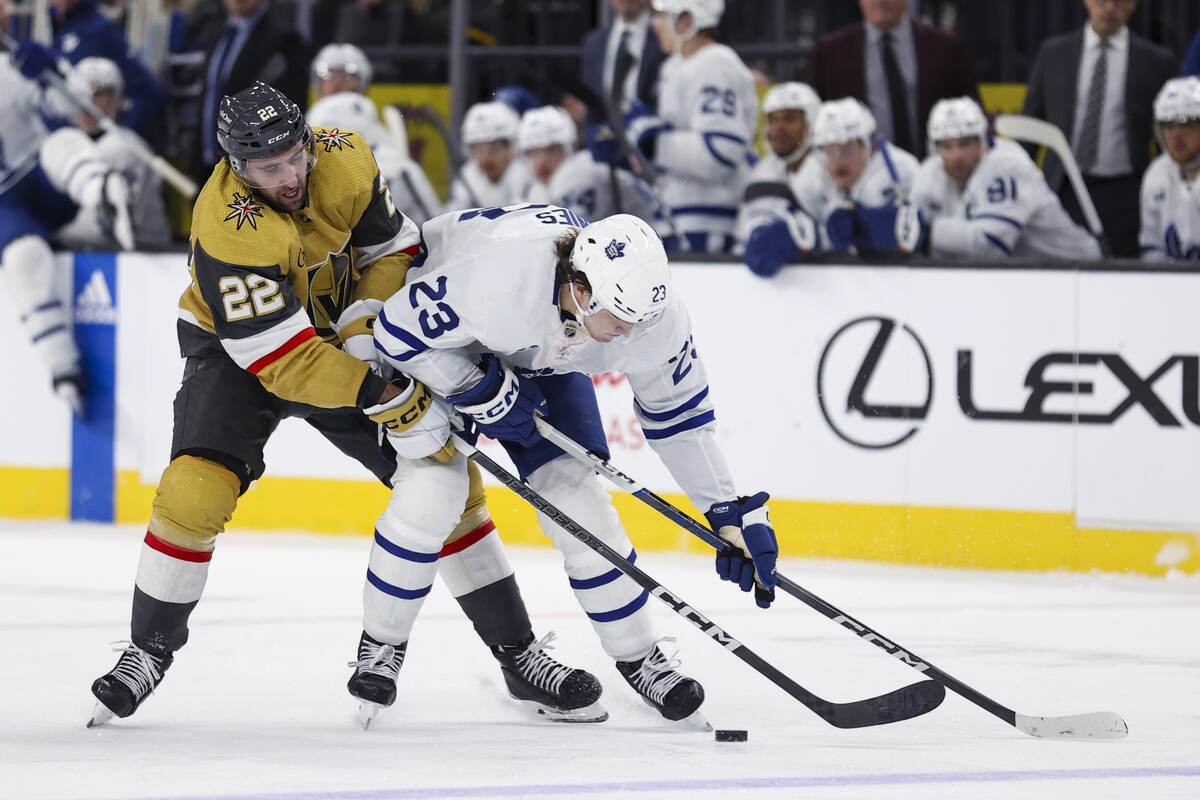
[
  {"xmin": 377, "ymin": 455, "xmax": 470, "ymax": 553},
  {"xmin": 148, "ymin": 455, "xmax": 242, "ymax": 552}
]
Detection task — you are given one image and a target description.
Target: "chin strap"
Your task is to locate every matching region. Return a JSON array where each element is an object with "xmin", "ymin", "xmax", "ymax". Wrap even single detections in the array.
[{"xmin": 780, "ymin": 141, "xmax": 811, "ymax": 169}]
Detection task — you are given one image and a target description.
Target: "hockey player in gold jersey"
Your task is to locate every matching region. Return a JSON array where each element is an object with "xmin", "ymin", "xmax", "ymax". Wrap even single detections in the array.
[{"xmin": 89, "ymin": 83, "xmax": 603, "ymax": 728}]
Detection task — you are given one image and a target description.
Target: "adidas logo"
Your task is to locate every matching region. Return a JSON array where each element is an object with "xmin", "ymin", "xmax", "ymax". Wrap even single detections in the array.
[{"xmin": 75, "ymin": 269, "xmax": 117, "ymax": 325}]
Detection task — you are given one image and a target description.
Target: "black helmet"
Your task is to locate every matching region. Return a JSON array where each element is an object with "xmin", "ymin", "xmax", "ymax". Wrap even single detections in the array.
[{"xmin": 217, "ymin": 82, "xmax": 312, "ymax": 178}]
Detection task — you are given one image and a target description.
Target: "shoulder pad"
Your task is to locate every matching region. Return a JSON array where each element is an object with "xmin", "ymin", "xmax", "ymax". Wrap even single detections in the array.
[{"xmin": 190, "ymin": 162, "xmax": 293, "ymax": 267}]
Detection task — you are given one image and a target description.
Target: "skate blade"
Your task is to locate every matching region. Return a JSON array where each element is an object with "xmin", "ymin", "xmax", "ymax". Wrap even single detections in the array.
[
  {"xmin": 677, "ymin": 709, "xmax": 712, "ymax": 732},
  {"xmin": 357, "ymin": 701, "xmax": 386, "ymax": 731},
  {"xmin": 87, "ymin": 702, "xmax": 115, "ymax": 729},
  {"xmin": 528, "ymin": 699, "xmax": 609, "ymax": 723}
]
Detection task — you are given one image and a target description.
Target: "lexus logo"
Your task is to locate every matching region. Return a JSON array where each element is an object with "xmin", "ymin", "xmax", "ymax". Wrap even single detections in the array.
[{"xmin": 817, "ymin": 316, "xmax": 933, "ymax": 449}]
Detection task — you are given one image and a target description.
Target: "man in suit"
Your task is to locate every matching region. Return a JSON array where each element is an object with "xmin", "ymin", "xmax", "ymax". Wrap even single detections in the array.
[
  {"xmin": 1023, "ymin": 0, "xmax": 1178, "ymax": 258},
  {"xmin": 804, "ymin": 0, "xmax": 979, "ymax": 156},
  {"xmin": 580, "ymin": 0, "xmax": 667, "ymax": 120},
  {"xmin": 187, "ymin": 0, "xmax": 310, "ymax": 178}
]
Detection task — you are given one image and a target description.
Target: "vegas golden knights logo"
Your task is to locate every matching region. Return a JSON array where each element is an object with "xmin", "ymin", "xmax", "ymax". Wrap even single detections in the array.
[{"xmin": 306, "ymin": 249, "xmax": 353, "ymax": 339}]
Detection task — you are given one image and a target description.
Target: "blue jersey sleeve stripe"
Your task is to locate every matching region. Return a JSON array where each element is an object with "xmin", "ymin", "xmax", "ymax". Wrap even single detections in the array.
[
  {"xmin": 702, "ymin": 131, "xmax": 746, "ymax": 169},
  {"xmin": 670, "ymin": 205, "xmax": 738, "ymax": 218},
  {"xmin": 374, "ymin": 308, "xmax": 430, "ymax": 362},
  {"xmin": 982, "ymin": 232, "xmax": 1013, "ymax": 255},
  {"xmin": 568, "ymin": 549, "xmax": 637, "ymax": 590},
  {"xmin": 971, "ymin": 213, "xmax": 1024, "ymax": 230},
  {"xmin": 585, "ymin": 589, "xmax": 650, "ymax": 623},
  {"xmin": 366, "ymin": 569, "xmax": 433, "ymax": 599},
  {"xmin": 635, "ymin": 386, "xmax": 710, "ymax": 422},
  {"xmin": 641, "ymin": 409, "xmax": 716, "ymax": 440},
  {"xmin": 372, "ymin": 530, "xmax": 440, "ymax": 563}
]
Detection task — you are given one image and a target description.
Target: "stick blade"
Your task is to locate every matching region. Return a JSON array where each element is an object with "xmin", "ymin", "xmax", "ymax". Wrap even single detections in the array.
[
  {"xmin": 827, "ymin": 679, "xmax": 946, "ymax": 729},
  {"xmin": 993, "ymin": 114, "xmax": 1069, "ymax": 153},
  {"xmin": 1015, "ymin": 711, "xmax": 1128, "ymax": 740}
]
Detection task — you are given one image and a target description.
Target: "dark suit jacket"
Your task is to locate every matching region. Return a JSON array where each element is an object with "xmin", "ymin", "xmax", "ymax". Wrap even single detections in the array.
[
  {"xmin": 804, "ymin": 20, "xmax": 980, "ymax": 154},
  {"xmin": 580, "ymin": 23, "xmax": 667, "ymax": 121},
  {"xmin": 1023, "ymin": 29, "xmax": 1178, "ymax": 193}
]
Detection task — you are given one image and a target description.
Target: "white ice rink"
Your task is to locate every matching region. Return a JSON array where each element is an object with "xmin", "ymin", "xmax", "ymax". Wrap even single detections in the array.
[{"xmin": 2, "ymin": 520, "xmax": 1198, "ymax": 800}]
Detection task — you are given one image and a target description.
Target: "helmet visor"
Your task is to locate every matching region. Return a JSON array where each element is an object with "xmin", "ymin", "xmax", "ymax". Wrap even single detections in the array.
[{"xmin": 237, "ymin": 141, "xmax": 317, "ymax": 189}]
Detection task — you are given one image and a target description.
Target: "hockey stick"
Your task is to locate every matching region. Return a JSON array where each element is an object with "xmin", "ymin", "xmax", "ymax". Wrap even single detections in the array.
[
  {"xmin": 450, "ymin": 428, "xmax": 945, "ymax": 730},
  {"xmin": 993, "ymin": 114, "xmax": 1108, "ymax": 254},
  {"xmin": 532, "ymin": 417, "xmax": 1130, "ymax": 740},
  {"xmin": 0, "ymin": 30, "xmax": 198, "ymax": 199},
  {"xmin": 381, "ymin": 105, "xmax": 437, "ymax": 221}
]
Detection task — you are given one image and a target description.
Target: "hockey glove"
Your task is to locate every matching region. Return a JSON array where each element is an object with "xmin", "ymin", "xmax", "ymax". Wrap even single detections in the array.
[
  {"xmin": 622, "ymin": 100, "xmax": 670, "ymax": 161},
  {"xmin": 364, "ymin": 379, "xmax": 456, "ymax": 462},
  {"xmin": 705, "ymin": 492, "xmax": 778, "ymax": 609},
  {"xmin": 848, "ymin": 202, "xmax": 927, "ymax": 254},
  {"xmin": 825, "ymin": 205, "xmax": 860, "ymax": 252},
  {"xmin": 744, "ymin": 210, "xmax": 818, "ymax": 277},
  {"xmin": 585, "ymin": 123, "xmax": 622, "ymax": 166},
  {"xmin": 333, "ymin": 298, "xmax": 385, "ymax": 375},
  {"xmin": 14, "ymin": 42, "xmax": 58, "ymax": 80},
  {"xmin": 448, "ymin": 354, "xmax": 547, "ymax": 448}
]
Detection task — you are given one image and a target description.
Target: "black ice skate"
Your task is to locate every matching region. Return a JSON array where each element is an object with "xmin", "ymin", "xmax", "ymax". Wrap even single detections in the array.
[
  {"xmin": 492, "ymin": 632, "xmax": 607, "ymax": 723},
  {"xmin": 88, "ymin": 641, "xmax": 173, "ymax": 727},
  {"xmin": 347, "ymin": 631, "xmax": 407, "ymax": 730},
  {"xmin": 616, "ymin": 638, "xmax": 709, "ymax": 729}
]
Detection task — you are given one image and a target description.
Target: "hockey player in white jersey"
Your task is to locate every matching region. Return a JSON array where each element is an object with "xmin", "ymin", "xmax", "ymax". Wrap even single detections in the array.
[
  {"xmin": 590, "ymin": 0, "xmax": 756, "ymax": 252},
  {"xmin": 734, "ymin": 81, "xmax": 821, "ymax": 254},
  {"xmin": 901, "ymin": 97, "xmax": 1101, "ymax": 260},
  {"xmin": 307, "ymin": 43, "xmax": 443, "ymax": 224},
  {"xmin": 1140, "ymin": 77, "xmax": 1200, "ymax": 261},
  {"xmin": 448, "ymin": 101, "xmax": 532, "ymax": 210},
  {"xmin": 39, "ymin": 57, "xmax": 169, "ymax": 251},
  {"xmin": 519, "ymin": 104, "xmax": 657, "ymax": 222},
  {"xmin": 372, "ymin": 205, "xmax": 779, "ymax": 725}
]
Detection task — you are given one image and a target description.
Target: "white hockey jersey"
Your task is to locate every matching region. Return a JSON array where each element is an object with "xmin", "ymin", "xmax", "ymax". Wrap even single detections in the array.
[
  {"xmin": 374, "ymin": 203, "xmax": 737, "ymax": 510},
  {"xmin": 653, "ymin": 43, "xmax": 758, "ymax": 251},
  {"xmin": 790, "ymin": 142, "xmax": 920, "ymax": 251},
  {"xmin": 733, "ymin": 151, "xmax": 806, "ymax": 250},
  {"xmin": 448, "ymin": 157, "xmax": 532, "ymax": 212},
  {"xmin": 307, "ymin": 92, "xmax": 444, "ymax": 225},
  {"xmin": 1139, "ymin": 154, "xmax": 1200, "ymax": 261},
  {"xmin": 913, "ymin": 140, "xmax": 1100, "ymax": 261},
  {"xmin": 0, "ymin": 55, "xmax": 51, "ymax": 196},
  {"xmin": 39, "ymin": 125, "xmax": 170, "ymax": 250},
  {"xmin": 535, "ymin": 150, "xmax": 658, "ymax": 224}
]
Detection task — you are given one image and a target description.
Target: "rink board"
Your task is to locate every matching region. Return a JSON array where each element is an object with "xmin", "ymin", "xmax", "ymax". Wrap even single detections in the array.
[{"xmin": 1, "ymin": 253, "xmax": 1198, "ymax": 575}]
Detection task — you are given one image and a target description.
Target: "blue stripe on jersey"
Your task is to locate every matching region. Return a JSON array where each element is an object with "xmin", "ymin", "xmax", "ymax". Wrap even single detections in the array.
[
  {"xmin": 20, "ymin": 299, "xmax": 62, "ymax": 322},
  {"xmin": 983, "ymin": 232, "xmax": 1012, "ymax": 255},
  {"xmin": 670, "ymin": 205, "xmax": 738, "ymax": 218},
  {"xmin": 372, "ymin": 530, "xmax": 440, "ymax": 563},
  {"xmin": 568, "ymin": 549, "xmax": 638, "ymax": 590},
  {"xmin": 374, "ymin": 308, "xmax": 430, "ymax": 362},
  {"xmin": 366, "ymin": 569, "xmax": 433, "ymax": 599},
  {"xmin": 586, "ymin": 588, "xmax": 650, "ymax": 623},
  {"xmin": 641, "ymin": 410, "xmax": 716, "ymax": 441},
  {"xmin": 635, "ymin": 386, "xmax": 710, "ymax": 423},
  {"xmin": 702, "ymin": 132, "xmax": 746, "ymax": 169},
  {"xmin": 971, "ymin": 213, "xmax": 1024, "ymax": 230},
  {"xmin": 30, "ymin": 323, "xmax": 67, "ymax": 343},
  {"xmin": 70, "ymin": 252, "xmax": 117, "ymax": 522}
]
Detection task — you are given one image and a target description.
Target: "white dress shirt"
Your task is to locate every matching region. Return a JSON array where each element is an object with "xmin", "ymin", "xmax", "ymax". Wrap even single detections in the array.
[
  {"xmin": 601, "ymin": 11, "xmax": 650, "ymax": 108},
  {"xmin": 864, "ymin": 15, "xmax": 919, "ymax": 151},
  {"xmin": 1071, "ymin": 23, "xmax": 1132, "ymax": 177}
]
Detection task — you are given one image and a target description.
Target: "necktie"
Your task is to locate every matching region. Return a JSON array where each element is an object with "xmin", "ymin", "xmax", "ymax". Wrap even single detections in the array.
[
  {"xmin": 611, "ymin": 30, "xmax": 635, "ymax": 107},
  {"xmin": 881, "ymin": 32, "xmax": 913, "ymax": 153},
  {"xmin": 203, "ymin": 23, "xmax": 241, "ymax": 164},
  {"xmin": 1075, "ymin": 39, "xmax": 1109, "ymax": 174}
]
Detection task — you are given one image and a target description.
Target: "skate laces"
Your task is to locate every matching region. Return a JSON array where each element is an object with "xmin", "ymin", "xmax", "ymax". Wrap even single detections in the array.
[
  {"xmin": 514, "ymin": 631, "xmax": 572, "ymax": 694},
  {"xmin": 106, "ymin": 641, "xmax": 165, "ymax": 699},
  {"xmin": 349, "ymin": 637, "xmax": 402, "ymax": 680},
  {"xmin": 629, "ymin": 637, "xmax": 686, "ymax": 706}
]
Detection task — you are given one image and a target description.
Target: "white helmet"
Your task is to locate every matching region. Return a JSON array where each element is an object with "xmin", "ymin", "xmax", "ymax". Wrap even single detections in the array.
[
  {"xmin": 763, "ymin": 81, "xmax": 821, "ymax": 120},
  {"xmin": 652, "ymin": 0, "xmax": 724, "ymax": 37},
  {"xmin": 311, "ymin": 43, "xmax": 373, "ymax": 89},
  {"xmin": 570, "ymin": 215, "xmax": 671, "ymax": 326},
  {"xmin": 811, "ymin": 98, "xmax": 876, "ymax": 149},
  {"xmin": 67, "ymin": 56, "xmax": 123, "ymax": 99},
  {"xmin": 926, "ymin": 96, "xmax": 988, "ymax": 151},
  {"xmin": 461, "ymin": 101, "xmax": 520, "ymax": 148},
  {"xmin": 518, "ymin": 105, "xmax": 576, "ymax": 153},
  {"xmin": 1154, "ymin": 76, "xmax": 1200, "ymax": 124},
  {"xmin": 307, "ymin": 92, "xmax": 379, "ymax": 134}
]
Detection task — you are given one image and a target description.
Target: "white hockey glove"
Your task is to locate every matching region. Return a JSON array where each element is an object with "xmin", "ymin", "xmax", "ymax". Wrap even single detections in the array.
[
  {"xmin": 364, "ymin": 379, "xmax": 456, "ymax": 462},
  {"xmin": 80, "ymin": 170, "xmax": 135, "ymax": 251},
  {"xmin": 333, "ymin": 298, "xmax": 386, "ymax": 375}
]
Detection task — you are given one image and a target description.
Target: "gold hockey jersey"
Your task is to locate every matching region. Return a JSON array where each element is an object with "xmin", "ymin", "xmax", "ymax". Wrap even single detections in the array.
[{"xmin": 179, "ymin": 127, "xmax": 419, "ymax": 408}]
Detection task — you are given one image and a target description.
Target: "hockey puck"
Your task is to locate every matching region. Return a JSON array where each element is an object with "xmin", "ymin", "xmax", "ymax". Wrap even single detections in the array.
[{"xmin": 714, "ymin": 729, "xmax": 748, "ymax": 742}]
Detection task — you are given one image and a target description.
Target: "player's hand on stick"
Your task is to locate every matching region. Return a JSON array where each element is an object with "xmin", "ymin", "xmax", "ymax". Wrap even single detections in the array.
[
  {"xmin": 14, "ymin": 41, "xmax": 59, "ymax": 80},
  {"xmin": 705, "ymin": 492, "xmax": 778, "ymax": 608},
  {"xmin": 364, "ymin": 380, "xmax": 457, "ymax": 462},
  {"xmin": 834, "ymin": 202, "xmax": 927, "ymax": 254},
  {"xmin": 622, "ymin": 100, "xmax": 669, "ymax": 158},
  {"xmin": 586, "ymin": 123, "xmax": 623, "ymax": 167},
  {"xmin": 448, "ymin": 354, "xmax": 546, "ymax": 448}
]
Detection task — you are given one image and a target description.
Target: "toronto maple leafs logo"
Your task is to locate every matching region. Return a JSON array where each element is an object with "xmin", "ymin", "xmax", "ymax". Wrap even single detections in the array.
[
  {"xmin": 314, "ymin": 128, "xmax": 356, "ymax": 153},
  {"xmin": 223, "ymin": 192, "xmax": 263, "ymax": 231},
  {"xmin": 604, "ymin": 239, "xmax": 626, "ymax": 260}
]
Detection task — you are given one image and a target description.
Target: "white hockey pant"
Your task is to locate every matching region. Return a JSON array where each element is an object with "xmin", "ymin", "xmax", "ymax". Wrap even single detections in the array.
[
  {"xmin": 0, "ymin": 235, "xmax": 79, "ymax": 380},
  {"xmin": 528, "ymin": 456, "xmax": 657, "ymax": 661}
]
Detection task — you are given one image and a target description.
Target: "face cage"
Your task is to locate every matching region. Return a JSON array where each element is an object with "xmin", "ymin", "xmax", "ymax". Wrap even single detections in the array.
[{"xmin": 231, "ymin": 139, "xmax": 318, "ymax": 189}]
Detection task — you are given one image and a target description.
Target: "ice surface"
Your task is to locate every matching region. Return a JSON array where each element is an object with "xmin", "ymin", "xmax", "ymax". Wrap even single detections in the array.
[{"xmin": 1, "ymin": 521, "xmax": 1198, "ymax": 799}]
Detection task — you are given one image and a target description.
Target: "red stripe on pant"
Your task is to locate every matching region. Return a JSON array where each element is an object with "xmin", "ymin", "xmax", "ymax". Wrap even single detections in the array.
[
  {"xmin": 143, "ymin": 531, "xmax": 213, "ymax": 563},
  {"xmin": 439, "ymin": 520, "xmax": 497, "ymax": 558}
]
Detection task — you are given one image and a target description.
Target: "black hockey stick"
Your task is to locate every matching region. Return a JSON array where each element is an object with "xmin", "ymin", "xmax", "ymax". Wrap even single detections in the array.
[
  {"xmin": 450, "ymin": 430, "xmax": 945, "ymax": 730},
  {"xmin": 533, "ymin": 418, "xmax": 1129, "ymax": 740}
]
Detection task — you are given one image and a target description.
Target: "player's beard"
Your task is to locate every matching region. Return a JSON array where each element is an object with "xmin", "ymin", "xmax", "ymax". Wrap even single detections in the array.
[{"xmin": 257, "ymin": 179, "xmax": 310, "ymax": 213}]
